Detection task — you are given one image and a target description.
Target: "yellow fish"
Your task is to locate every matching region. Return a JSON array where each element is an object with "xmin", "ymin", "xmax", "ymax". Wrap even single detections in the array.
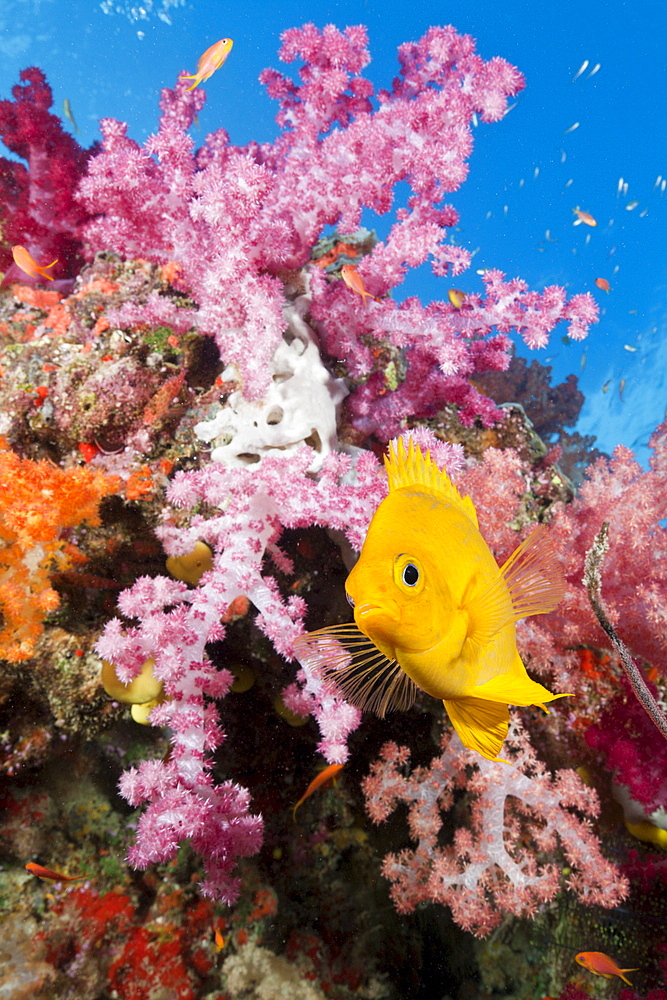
[
  {"xmin": 294, "ymin": 438, "xmax": 568, "ymax": 762},
  {"xmin": 180, "ymin": 38, "xmax": 233, "ymax": 92}
]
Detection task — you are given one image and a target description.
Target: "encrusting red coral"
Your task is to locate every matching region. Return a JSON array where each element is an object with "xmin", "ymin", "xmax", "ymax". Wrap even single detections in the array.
[{"xmin": 0, "ymin": 440, "xmax": 120, "ymax": 661}]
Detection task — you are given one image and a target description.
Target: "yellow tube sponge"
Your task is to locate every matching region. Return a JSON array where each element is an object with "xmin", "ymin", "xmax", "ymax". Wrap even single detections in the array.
[
  {"xmin": 101, "ymin": 657, "xmax": 163, "ymax": 704},
  {"xmin": 165, "ymin": 541, "xmax": 213, "ymax": 585}
]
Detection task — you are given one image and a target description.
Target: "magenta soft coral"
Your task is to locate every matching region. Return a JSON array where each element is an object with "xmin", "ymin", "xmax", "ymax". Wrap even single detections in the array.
[
  {"xmin": 76, "ymin": 23, "xmax": 597, "ymax": 422},
  {"xmin": 584, "ymin": 676, "xmax": 667, "ymax": 813},
  {"xmin": 0, "ymin": 68, "xmax": 96, "ymax": 282}
]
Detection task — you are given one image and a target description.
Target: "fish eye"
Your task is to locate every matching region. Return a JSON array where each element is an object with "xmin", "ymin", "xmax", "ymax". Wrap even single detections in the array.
[
  {"xmin": 345, "ymin": 592, "xmax": 355, "ymax": 608},
  {"xmin": 402, "ymin": 563, "xmax": 419, "ymax": 587}
]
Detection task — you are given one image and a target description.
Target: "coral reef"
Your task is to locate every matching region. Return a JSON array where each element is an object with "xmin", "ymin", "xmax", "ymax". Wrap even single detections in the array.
[{"xmin": 0, "ymin": 18, "xmax": 662, "ymax": 1000}]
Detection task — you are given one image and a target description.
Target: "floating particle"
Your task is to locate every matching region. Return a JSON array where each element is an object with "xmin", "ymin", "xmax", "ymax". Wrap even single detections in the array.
[
  {"xmin": 623, "ymin": 344, "xmax": 637, "ymax": 352},
  {"xmin": 587, "ymin": 62, "xmax": 601, "ymax": 78},
  {"xmin": 572, "ymin": 60, "xmax": 589, "ymax": 82},
  {"xmin": 626, "ymin": 200, "xmax": 639, "ymax": 210},
  {"xmin": 564, "ymin": 121, "xmax": 580, "ymax": 133}
]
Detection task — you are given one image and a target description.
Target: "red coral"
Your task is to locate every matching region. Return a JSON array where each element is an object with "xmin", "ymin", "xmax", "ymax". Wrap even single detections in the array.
[{"xmin": 0, "ymin": 68, "xmax": 97, "ymax": 283}]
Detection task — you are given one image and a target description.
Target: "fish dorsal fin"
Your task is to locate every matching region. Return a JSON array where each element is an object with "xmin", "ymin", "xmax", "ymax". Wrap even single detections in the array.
[
  {"xmin": 385, "ymin": 437, "xmax": 478, "ymax": 527},
  {"xmin": 466, "ymin": 525, "xmax": 566, "ymax": 646}
]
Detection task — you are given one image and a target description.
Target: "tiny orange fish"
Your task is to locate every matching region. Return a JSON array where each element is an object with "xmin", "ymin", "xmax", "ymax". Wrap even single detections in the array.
[
  {"xmin": 181, "ymin": 38, "xmax": 233, "ymax": 92},
  {"xmin": 25, "ymin": 862, "xmax": 84, "ymax": 882},
  {"xmin": 595, "ymin": 277, "xmax": 611, "ymax": 292},
  {"xmin": 575, "ymin": 951, "xmax": 638, "ymax": 985},
  {"xmin": 647, "ymin": 665, "xmax": 659, "ymax": 683},
  {"xmin": 340, "ymin": 264, "xmax": 377, "ymax": 304},
  {"xmin": 293, "ymin": 763, "xmax": 344, "ymax": 820},
  {"xmin": 214, "ymin": 926, "xmax": 225, "ymax": 951},
  {"xmin": 448, "ymin": 288, "xmax": 466, "ymax": 308},
  {"xmin": 12, "ymin": 246, "xmax": 58, "ymax": 281},
  {"xmin": 572, "ymin": 207, "xmax": 597, "ymax": 227}
]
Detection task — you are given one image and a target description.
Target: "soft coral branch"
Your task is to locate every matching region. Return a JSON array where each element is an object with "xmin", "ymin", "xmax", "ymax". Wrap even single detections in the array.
[
  {"xmin": 0, "ymin": 68, "xmax": 97, "ymax": 282},
  {"xmin": 363, "ymin": 722, "xmax": 627, "ymax": 936}
]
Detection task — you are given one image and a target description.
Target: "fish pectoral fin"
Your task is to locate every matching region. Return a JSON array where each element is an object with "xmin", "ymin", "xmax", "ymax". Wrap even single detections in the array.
[
  {"xmin": 293, "ymin": 624, "xmax": 419, "ymax": 718},
  {"xmin": 442, "ymin": 697, "xmax": 511, "ymax": 762},
  {"xmin": 499, "ymin": 524, "xmax": 566, "ymax": 617},
  {"xmin": 465, "ymin": 525, "xmax": 566, "ymax": 646},
  {"xmin": 471, "ymin": 673, "xmax": 572, "ymax": 708}
]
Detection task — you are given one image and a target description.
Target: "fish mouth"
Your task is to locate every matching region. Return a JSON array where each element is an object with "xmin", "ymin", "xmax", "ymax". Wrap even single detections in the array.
[{"xmin": 355, "ymin": 601, "xmax": 400, "ymax": 623}]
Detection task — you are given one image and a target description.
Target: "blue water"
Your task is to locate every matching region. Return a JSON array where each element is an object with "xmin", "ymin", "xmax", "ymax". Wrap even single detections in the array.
[{"xmin": 1, "ymin": 0, "xmax": 666, "ymax": 462}]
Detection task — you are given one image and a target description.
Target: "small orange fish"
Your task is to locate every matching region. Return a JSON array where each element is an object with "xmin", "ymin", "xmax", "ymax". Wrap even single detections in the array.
[
  {"xmin": 292, "ymin": 763, "xmax": 344, "ymax": 820},
  {"xmin": 340, "ymin": 264, "xmax": 376, "ymax": 304},
  {"xmin": 595, "ymin": 277, "xmax": 611, "ymax": 292},
  {"xmin": 214, "ymin": 926, "xmax": 225, "ymax": 951},
  {"xmin": 25, "ymin": 862, "xmax": 84, "ymax": 882},
  {"xmin": 180, "ymin": 38, "xmax": 233, "ymax": 91},
  {"xmin": 12, "ymin": 246, "xmax": 58, "ymax": 281},
  {"xmin": 575, "ymin": 951, "xmax": 638, "ymax": 985},
  {"xmin": 647, "ymin": 665, "xmax": 659, "ymax": 683},
  {"xmin": 448, "ymin": 288, "xmax": 466, "ymax": 308},
  {"xmin": 572, "ymin": 207, "xmax": 597, "ymax": 227}
]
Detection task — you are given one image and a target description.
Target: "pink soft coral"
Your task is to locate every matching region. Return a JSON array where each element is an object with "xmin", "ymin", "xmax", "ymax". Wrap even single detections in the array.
[
  {"xmin": 363, "ymin": 721, "xmax": 627, "ymax": 936},
  {"xmin": 77, "ymin": 23, "xmax": 596, "ymax": 429}
]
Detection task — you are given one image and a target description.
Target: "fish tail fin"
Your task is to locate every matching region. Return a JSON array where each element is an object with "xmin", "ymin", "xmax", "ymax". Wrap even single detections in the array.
[
  {"xmin": 620, "ymin": 971, "xmax": 639, "ymax": 986},
  {"xmin": 39, "ymin": 259, "xmax": 58, "ymax": 280},
  {"xmin": 442, "ymin": 697, "xmax": 511, "ymax": 762}
]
